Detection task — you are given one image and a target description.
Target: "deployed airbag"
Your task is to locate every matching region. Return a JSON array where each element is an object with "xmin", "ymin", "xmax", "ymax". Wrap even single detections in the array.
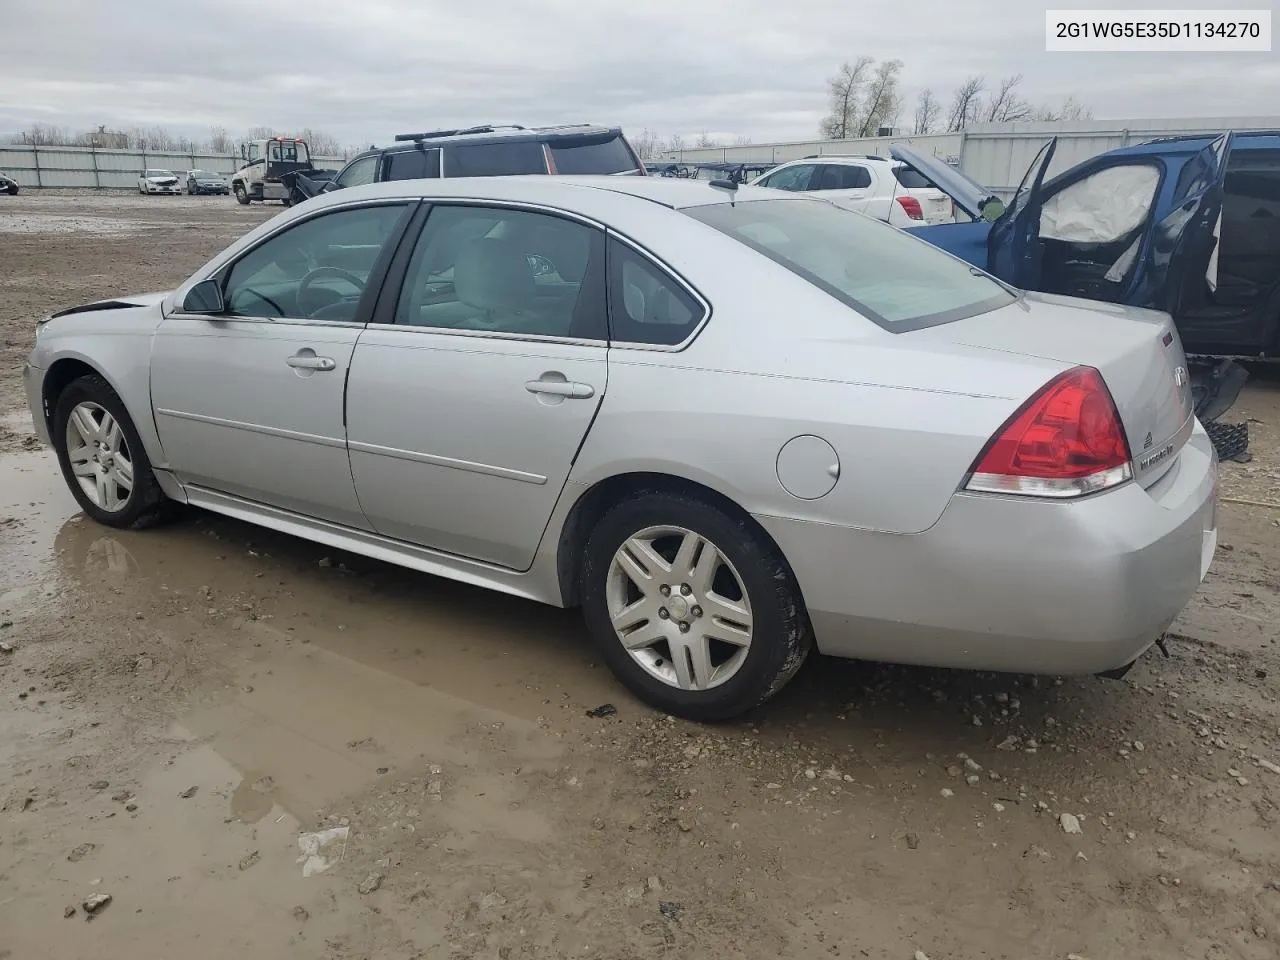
[{"xmin": 1040, "ymin": 164, "xmax": 1160, "ymax": 243}]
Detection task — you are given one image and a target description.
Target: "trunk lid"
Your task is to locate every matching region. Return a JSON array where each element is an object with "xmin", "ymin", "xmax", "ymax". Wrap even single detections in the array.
[{"xmin": 913, "ymin": 292, "xmax": 1194, "ymax": 488}]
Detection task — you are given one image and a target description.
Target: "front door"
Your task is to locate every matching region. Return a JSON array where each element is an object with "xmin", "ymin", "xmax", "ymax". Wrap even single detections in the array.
[
  {"xmin": 152, "ymin": 201, "xmax": 416, "ymax": 527},
  {"xmin": 986, "ymin": 138, "xmax": 1057, "ymax": 289},
  {"xmin": 346, "ymin": 202, "xmax": 609, "ymax": 569}
]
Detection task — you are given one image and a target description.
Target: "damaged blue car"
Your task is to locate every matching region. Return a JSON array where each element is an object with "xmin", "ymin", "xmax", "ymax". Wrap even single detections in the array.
[{"xmin": 896, "ymin": 132, "xmax": 1280, "ymax": 365}]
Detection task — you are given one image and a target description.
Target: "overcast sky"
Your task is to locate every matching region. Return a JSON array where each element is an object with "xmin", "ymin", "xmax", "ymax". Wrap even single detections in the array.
[{"xmin": 1, "ymin": 0, "xmax": 1276, "ymax": 148}]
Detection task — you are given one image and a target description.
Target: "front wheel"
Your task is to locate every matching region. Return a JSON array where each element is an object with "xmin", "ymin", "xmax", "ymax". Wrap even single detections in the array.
[
  {"xmin": 52, "ymin": 375, "xmax": 175, "ymax": 530},
  {"xmin": 233, "ymin": 183, "xmax": 249, "ymax": 205},
  {"xmin": 581, "ymin": 491, "xmax": 811, "ymax": 722}
]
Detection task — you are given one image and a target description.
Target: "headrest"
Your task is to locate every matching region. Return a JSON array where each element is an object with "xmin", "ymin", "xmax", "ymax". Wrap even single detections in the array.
[{"xmin": 454, "ymin": 237, "xmax": 534, "ymax": 313}]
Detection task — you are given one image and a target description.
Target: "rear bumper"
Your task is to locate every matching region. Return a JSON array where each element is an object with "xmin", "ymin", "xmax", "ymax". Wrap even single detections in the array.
[{"xmin": 756, "ymin": 423, "xmax": 1219, "ymax": 676}]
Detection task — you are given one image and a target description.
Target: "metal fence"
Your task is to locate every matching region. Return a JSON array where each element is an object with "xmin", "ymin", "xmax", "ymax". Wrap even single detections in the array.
[
  {"xmin": 0, "ymin": 144, "xmax": 347, "ymax": 190},
  {"xmin": 658, "ymin": 115, "xmax": 1280, "ymax": 199}
]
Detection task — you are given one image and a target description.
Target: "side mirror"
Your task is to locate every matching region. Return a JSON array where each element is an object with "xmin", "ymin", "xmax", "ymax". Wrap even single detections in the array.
[
  {"xmin": 182, "ymin": 279, "xmax": 225, "ymax": 315},
  {"xmin": 980, "ymin": 198, "xmax": 1006, "ymax": 222},
  {"xmin": 240, "ymin": 144, "xmax": 247, "ymax": 160}
]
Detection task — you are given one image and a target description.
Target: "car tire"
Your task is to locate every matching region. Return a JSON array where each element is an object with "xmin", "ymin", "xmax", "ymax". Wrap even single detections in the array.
[
  {"xmin": 52, "ymin": 374, "xmax": 176, "ymax": 531},
  {"xmin": 580, "ymin": 490, "xmax": 811, "ymax": 722},
  {"xmin": 5, "ymin": 183, "xmax": 16, "ymax": 196},
  {"xmin": 234, "ymin": 183, "xmax": 249, "ymax": 205}
]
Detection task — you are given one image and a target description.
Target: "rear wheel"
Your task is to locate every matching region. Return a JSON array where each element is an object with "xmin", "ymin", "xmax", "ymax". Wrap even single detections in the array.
[
  {"xmin": 52, "ymin": 375, "xmax": 174, "ymax": 530},
  {"xmin": 233, "ymin": 182, "xmax": 249, "ymax": 205},
  {"xmin": 581, "ymin": 491, "xmax": 811, "ymax": 722}
]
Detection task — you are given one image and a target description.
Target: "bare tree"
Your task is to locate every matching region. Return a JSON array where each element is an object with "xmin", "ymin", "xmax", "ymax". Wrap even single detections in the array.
[
  {"xmin": 629, "ymin": 128, "xmax": 662, "ymax": 159},
  {"xmin": 913, "ymin": 88, "xmax": 941, "ymax": 135},
  {"xmin": 18, "ymin": 123, "xmax": 72, "ymax": 146},
  {"xmin": 208, "ymin": 126, "xmax": 234, "ymax": 154},
  {"xmin": 857, "ymin": 58, "xmax": 904, "ymax": 137},
  {"xmin": 694, "ymin": 130, "xmax": 718, "ymax": 149},
  {"xmin": 820, "ymin": 56, "xmax": 874, "ymax": 140},
  {"xmin": 983, "ymin": 74, "xmax": 1033, "ymax": 123},
  {"xmin": 247, "ymin": 126, "xmax": 279, "ymax": 141},
  {"xmin": 945, "ymin": 75, "xmax": 986, "ymax": 132},
  {"xmin": 733, "ymin": 135, "xmax": 753, "ymax": 146},
  {"xmin": 298, "ymin": 128, "xmax": 343, "ymax": 156},
  {"xmin": 665, "ymin": 133, "xmax": 685, "ymax": 156},
  {"xmin": 1033, "ymin": 94, "xmax": 1093, "ymax": 122}
]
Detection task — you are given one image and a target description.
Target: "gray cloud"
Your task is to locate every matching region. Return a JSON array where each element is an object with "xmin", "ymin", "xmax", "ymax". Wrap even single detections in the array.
[{"xmin": 0, "ymin": 0, "xmax": 1275, "ymax": 147}]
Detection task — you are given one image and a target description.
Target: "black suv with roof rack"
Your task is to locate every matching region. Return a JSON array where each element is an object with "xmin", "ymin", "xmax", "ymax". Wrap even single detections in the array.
[{"xmin": 286, "ymin": 124, "xmax": 645, "ymax": 202}]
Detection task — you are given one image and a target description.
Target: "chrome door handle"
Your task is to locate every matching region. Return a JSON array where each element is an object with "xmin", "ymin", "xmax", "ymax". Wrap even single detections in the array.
[
  {"xmin": 287, "ymin": 355, "xmax": 336, "ymax": 371},
  {"xmin": 525, "ymin": 379, "xmax": 594, "ymax": 399}
]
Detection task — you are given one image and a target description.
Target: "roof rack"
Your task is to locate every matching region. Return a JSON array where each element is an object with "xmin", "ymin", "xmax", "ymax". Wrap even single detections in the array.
[{"xmin": 393, "ymin": 125, "xmax": 526, "ymax": 142}]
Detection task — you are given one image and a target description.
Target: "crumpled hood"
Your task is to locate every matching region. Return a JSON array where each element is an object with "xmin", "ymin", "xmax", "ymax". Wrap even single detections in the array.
[
  {"xmin": 145, "ymin": 176, "xmax": 178, "ymax": 184},
  {"xmin": 52, "ymin": 291, "xmax": 171, "ymax": 318}
]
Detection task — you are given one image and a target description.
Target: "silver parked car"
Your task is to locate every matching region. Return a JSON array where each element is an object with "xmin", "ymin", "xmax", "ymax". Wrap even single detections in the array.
[{"xmin": 23, "ymin": 176, "xmax": 1219, "ymax": 721}]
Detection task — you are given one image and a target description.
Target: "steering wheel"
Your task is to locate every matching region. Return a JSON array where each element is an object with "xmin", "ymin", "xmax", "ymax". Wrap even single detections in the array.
[{"xmin": 297, "ymin": 266, "xmax": 367, "ymax": 315}]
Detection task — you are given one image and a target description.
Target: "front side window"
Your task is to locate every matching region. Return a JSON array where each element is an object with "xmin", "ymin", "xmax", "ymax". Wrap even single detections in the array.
[
  {"xmin": 334, "ymin": 154, "xmax": 379, "ymax": 189},
  {"xmin": 247, "ymin": 143, "xmax": 260, "ymax": 163},
  {"xmin": 607, "ymin": 239, "xmax": 704, "ymax": 346},
  {"xmin": 758, "ymin": 164, "xmax": 816, "ymax": 192},
  {"xmin": 395, "ymin": 205, "xmax": 606, "ymax": 339},
  {"xmin": 222, "ymin": 204, "xmax": 409, "ymax": 322},
  {"xmin": 685, "ymin": 198, "xmax": 1016, "ymax": 331}
]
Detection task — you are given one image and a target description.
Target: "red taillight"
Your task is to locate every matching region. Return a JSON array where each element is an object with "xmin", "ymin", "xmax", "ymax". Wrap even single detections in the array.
[
  {"xmin": 965, "ymin": 365, "xmax": 1133, "ymax": 498},
  {"xmin": 895, "ymin": 195, "xmax": 923, "ymax": 220}
]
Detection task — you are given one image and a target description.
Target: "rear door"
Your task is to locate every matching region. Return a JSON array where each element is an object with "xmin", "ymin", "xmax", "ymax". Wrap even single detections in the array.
[
  {"xmin": 345, "ymin": 202, "xmax": 609, "ymax": 569},
  {"xmin": 1131, "ymin": 134, "xmax": 1234, "ymax": 338},
  {"xmin": 986, "ymin": 139, "xmax": 1057, "ymax": 288},
  {"xmin": 806, "ymin": 163, "xmax": 875, "ymax": 214}
]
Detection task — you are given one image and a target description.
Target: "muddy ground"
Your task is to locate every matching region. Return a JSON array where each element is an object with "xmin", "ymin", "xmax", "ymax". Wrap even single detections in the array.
[{"xmin": 2, "ymin": 193, "xmax": 1280, "ymax": 960}]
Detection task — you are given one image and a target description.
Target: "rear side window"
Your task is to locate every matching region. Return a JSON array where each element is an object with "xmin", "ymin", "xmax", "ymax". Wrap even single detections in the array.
[
  {"xmin": 814, "ymin": 165, "xmax": 871, "ymax": 190},
  {"xmin": 385, "ymin": 148, "xmax": 440, "ymax": 180},
  {"xmin": 685, "ymin": 198, "xmax": 1016, "ymax": 331},
  {"xmin": 607, "ymin": 239, "xmax": 704, "ymax": 346},
  {"xmin": 444, "ymin": 141, "xmax": 546, "ymax": 177},
  {"xmin": 892, "ymin": 166, "xmax": 932, "ymax": 188},
  {"xmin": 547, "ymin": 133, "xmax": 641, "ymax": 174}
]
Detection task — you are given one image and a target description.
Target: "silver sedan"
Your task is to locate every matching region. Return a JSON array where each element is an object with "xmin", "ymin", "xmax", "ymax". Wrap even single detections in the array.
[{"xmin": 23, "ymin": 176, "xmax": 1219, "ymax": 721}]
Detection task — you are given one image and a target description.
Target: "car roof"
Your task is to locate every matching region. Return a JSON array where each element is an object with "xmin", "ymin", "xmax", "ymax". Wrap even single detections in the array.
[
  {"xmin": 306, "ymin": 173, "xmax": 766, "ymax": 211},
  {"xmin": 1104, "ymin": 129, "xmax": 1280, "ymax": 159},
  {"xmin": 774, "ymin": 154, "xmax": 901, "ymax": 167},
  {"xmin": 383, "ymin": 124, "xmax": 624, "ymax": 152}
]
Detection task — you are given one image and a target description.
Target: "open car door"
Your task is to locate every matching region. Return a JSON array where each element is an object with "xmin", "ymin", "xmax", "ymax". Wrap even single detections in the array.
[
  {"xmin": 1130, "ymin": 133, "xmax": 1233, "ymax": 345},
  {"xmin": 985, "ymin": 139, "xmax": 1057, "ymax": 289}
]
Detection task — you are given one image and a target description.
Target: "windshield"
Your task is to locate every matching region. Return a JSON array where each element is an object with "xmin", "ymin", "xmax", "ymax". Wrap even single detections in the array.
[
  {"xmin": 145, "ymin": 169, "xmax": 175, "ymax": 178},
  {"xmin": 685, "ymin": 198, "xmax": 1016, "ymax": 330}
]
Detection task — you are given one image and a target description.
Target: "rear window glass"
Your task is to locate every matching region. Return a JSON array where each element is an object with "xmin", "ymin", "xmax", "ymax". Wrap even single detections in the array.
[
  {"xmin": 685, "ymin": 198, "xmax": 1016, "ymax": 331},
  {"xmin": 548, "ymin": 134, "xmax": 641, "ymax": 175},
  {"xmin": 892, "ymin": 166, "xmax": 932, "ymax": 188},
  {"xmin": 385, "ymin": 148, "xmax": 439, "ymax": 180},
  {"xmin": 444, "ymin": 141, "xmax": 546, "ymax": 177}
]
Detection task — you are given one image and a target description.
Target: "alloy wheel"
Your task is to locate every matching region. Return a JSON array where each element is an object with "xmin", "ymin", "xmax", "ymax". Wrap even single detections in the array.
[
  {"xmin": 605, "ymin": 525, "xmax": 754, "ymax": 691},
  {"xmin": 64, "ymin": 401, "xmax": 134, "ymax": 512}
]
